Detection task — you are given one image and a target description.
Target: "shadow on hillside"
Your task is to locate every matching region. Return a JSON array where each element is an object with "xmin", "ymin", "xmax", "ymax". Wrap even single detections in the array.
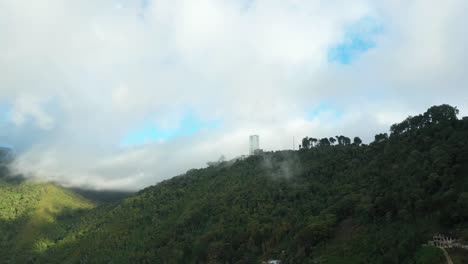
[
  {"xmin": 0, "ymin": 204, "xmax": 94, "ymax": 263},
  {"xmin": 69, "ymin": 187, "xmax": 133, "ymax": 204}
]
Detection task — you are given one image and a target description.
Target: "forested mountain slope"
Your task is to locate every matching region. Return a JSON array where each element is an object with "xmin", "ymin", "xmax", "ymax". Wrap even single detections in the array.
[
  {"xmin": 2, "ymin": 105, "xmax": 468, "ymax": 263},
  {"xmin": 0, "ymin": 176, "xmax": 94, "ymax": 263}
]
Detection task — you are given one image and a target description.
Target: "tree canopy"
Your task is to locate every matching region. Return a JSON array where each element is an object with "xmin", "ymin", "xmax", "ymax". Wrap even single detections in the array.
[{"xmin": 1, "ymin": 104, "xmax": 467, "ymax": 263}]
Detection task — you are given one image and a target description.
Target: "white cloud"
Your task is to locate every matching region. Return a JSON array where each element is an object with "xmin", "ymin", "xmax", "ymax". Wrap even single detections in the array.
[
  {"xmin": 1, "ymin": 0, "xmax": 468, "ymax": 190},
  {"xmin": 9, "ymin": 94, "xmax": 55, "ymax": 130}
]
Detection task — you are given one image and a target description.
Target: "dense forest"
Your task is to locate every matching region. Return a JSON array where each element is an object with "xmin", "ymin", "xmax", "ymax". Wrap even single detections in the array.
[{"xmin": 1, "ymin": 104, "xmax": 468, "ymax": 263}]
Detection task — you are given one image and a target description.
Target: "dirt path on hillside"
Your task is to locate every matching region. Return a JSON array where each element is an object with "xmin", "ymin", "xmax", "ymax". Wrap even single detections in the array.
[{"xmin": 439, "ymin": 247, "xmax": 454, "ymax": 264}]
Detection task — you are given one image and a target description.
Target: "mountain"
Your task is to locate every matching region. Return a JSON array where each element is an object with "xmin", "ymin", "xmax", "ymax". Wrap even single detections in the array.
[{"xmin": 2, "ymin": 104, "xmax": 468, "ymax": 263}]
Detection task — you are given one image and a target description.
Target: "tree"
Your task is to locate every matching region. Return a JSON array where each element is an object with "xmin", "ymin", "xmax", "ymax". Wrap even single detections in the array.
[
  {"xmin": 329, "ymin": 137, "xmax": 336, "ymax": 145},
  {"xmin": 353, "ymin": 137, "xmax": 362, "ymax": 146},
  {"xmin": 342, "ymin": 137, "xmax": 351, "ymax": 145},
  {"xmin": 389, "ymin": 106, "xmax": 459, "ymax": 136},
  {"xmin": 334, "ymin": 135, "xmax": 351, "ymax": 145},
  {"xmin": 390, "ymin": 118, "xmax": 410, "ymax": 135},
  {"xmin": 319, "ymin": 138, "xmax": 330, "ymax": 146},
  {"xmin": 423, "ymin": 104, "xmax": 459, "ymax": 125},
  {"xmin": 310, "ymin": 138, "xmax": 318, "ymax": 147},
  {"xmin": 391, "ymin": 115, "xmax": 426, "ymax": 135},
  {"xmin": 409, "ymin": 115, "xmax": 424, "ymax": 130},
  {"xmin": 335, "ymin": 136, "xmax": 343, "ymax": 145},
  {"xmin": 374, "ymin": 133, "xmax": 388, "ymax": 143},
  {"xmin": 302, "ymin": 137, "xmax": 310, "ymax": 149}
]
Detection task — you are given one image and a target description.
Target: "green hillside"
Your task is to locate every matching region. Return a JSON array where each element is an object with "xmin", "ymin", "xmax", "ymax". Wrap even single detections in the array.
[
  {"xmin": 0, "ymin": 175, "xmax": 94, "ymax": 263},
  {"xmin": 2, "ymin": 104, "xmax": 468, "ymax": 263}
]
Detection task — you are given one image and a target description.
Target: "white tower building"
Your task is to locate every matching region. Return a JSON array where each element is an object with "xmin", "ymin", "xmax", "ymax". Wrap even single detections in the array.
[{"xmin": 249, "ymin": 135, "xmax": 259, "ymax": 155}]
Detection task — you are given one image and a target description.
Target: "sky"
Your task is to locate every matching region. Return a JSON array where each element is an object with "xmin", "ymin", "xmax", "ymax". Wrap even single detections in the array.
[{"xmin": 1, "ymin": 0, "xmax": 468, "ymax": 190}]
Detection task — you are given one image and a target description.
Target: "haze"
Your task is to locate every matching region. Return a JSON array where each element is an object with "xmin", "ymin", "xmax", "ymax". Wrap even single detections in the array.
[{"xmin": 1, "ymin": 0, "xmax": 467, "ymax": 190}]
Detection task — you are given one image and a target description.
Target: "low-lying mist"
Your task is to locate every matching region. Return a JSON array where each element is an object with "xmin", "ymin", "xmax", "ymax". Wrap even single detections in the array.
[{"xmin": 1, "ymin": 1, "xmax": 468, "ymax": 190}]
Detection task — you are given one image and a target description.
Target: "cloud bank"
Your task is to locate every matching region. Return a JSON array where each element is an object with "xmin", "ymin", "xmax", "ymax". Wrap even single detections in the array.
[{"xmin": 1, "ymin": 0, "xmax": 467, "ymax": 190}]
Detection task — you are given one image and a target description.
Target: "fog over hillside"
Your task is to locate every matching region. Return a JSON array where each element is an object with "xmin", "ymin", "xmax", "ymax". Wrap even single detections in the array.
[{"xmin": 1, "ymin": 1, "xmax": 468, "ymax": 190}]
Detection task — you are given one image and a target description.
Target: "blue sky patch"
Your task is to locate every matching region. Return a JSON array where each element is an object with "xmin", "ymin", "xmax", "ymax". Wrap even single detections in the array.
[
  {"xmin": 307, "ymin": 103, "xmax": 343, "ymax": 120},
  {"xmin": 0, "ymin": 103, "xmax": 51, "ymax": 152},
  {"xmin": 0, "ymin": 103, "xmax": 12, "ymax": 124},
  {"xmin": 120, "ymin": 113, "xmax": 222, "ymax": 146},
  {"xmin": 239, "ymin": 0, "xmax": 255, "ymax": 12},
  {"xmin": 328, "ymin": 17, "xmax": 383, "ymax": 64},
  {"xmin": 141, "ymin": 0, "xmax": 150, "ymax": 9}
]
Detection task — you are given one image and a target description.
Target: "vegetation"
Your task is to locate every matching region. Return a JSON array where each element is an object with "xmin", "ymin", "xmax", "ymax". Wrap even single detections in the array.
[
  {"xmin": 1, "ymin": 104, "xmax": 468, "ymax": 263},
  {"xmin": 0, "ymin": 177, "xmax": 94, "ymax": 263},
  {"xmin": 447, "ymin": 248, "xmax": 468, "ymax": 264},
  {"xmin": 413, "ymin": 246, "xmax": 445, "ymax": 264}
]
